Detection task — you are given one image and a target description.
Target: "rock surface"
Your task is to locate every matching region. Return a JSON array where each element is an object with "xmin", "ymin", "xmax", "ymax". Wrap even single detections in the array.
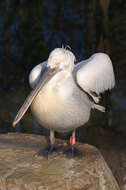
[{"xmin": 0, "ymin": 133, "xmax": 120, "ymax": 190}]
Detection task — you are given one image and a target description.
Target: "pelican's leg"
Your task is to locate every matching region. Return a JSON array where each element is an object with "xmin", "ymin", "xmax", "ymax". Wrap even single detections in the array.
[
  {"xmin": 47, "ymin": 129, "xmax": 56, "ymax": 154},
  {"xmin": 50, "ymin": 129, "xmax": 55, "ymax": 145},
  {"xmin": 37, "ymin": 130, "xmax": 59, "ymax": 158},
  {"xmin": 63, "ymin": 131, "xmax": 83, "ymax": 158}
]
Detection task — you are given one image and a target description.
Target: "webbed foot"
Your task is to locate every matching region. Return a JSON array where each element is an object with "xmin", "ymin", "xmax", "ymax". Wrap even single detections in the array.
[
  {"xmin": 37, "ymin": 144, "xmax": 64, "ymax": 158},
  {"xmin": 63, "ymin": 145, "xmax": 83, "ymax": 158}
]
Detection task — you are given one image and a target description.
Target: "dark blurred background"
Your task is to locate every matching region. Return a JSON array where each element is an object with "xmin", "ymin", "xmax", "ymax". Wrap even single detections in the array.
[{"xmin": 0, "ymin": 0, "xmax": 126, "ymax": 143}]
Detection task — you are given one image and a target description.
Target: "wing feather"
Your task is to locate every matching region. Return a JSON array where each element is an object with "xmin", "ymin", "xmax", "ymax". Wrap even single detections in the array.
[
  {"xmin": 73, "ymin": 53, "xmax": 115, "ymax": 96},
  {"xmin": 29, "ymin": 61, "xmax": 47, "ymax": 88}
]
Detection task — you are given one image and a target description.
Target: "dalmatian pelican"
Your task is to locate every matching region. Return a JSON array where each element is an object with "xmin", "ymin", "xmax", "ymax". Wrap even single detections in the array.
[{"xmin": 13, "ymin": 48, "xmax": 115, "ymax": 157}]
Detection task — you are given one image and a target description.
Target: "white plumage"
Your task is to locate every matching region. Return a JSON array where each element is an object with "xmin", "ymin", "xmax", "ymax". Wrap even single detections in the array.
[
  {"xmin": 29, "ymin": 52, "xmax": 115, "ymax": 99},
  {"xmin": 28, "ymin": 49, "xmax": 115, "ymax": 128},
  {"xmin": 74, "ymin": 53, "xmax": 115, "ymax": 95},
  {"xmin": 29, "ymin": 61, "xmax": 47, "ymax": 89}
]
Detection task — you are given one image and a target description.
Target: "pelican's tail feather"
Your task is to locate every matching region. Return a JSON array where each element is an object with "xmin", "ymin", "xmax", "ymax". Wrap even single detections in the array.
[{"xmin": 92, "ymin": 104, "xmax": 105, "ymax": 112}]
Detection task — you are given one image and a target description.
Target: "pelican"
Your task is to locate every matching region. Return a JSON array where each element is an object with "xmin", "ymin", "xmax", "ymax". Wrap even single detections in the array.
[{"xmin": 13, "ymin": 48, "xmax": 115, "ymax": 156}]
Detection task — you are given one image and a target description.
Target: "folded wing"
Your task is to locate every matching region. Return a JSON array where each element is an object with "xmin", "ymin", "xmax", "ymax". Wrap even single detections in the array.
[
  {"xmin": 73, "ymin": 53, "xmax": 115, "ymax": 102},
  {"xmin": 29, "ymin": 61, "xmax": 47, "ymax": 89}
]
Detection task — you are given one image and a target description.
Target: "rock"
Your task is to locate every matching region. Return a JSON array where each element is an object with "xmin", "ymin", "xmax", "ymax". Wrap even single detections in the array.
[{"xmin": 0, "ymin": 133, "xmax": 120, "ymax": 190}]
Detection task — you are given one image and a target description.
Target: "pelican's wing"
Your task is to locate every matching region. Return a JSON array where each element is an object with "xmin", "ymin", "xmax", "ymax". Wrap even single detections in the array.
[
  {"xmin": 73, "ymin": 53, "xmax": 115, "ymax": 102},
  {"xmin": 29, "ymin": 61, "xmax": 47, "ymax": 88}
]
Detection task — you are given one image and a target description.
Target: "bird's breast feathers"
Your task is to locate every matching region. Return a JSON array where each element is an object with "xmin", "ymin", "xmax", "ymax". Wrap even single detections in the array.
[{"xmin": 31, "ymin": 85, "xmax": 64, "ymax": 118}]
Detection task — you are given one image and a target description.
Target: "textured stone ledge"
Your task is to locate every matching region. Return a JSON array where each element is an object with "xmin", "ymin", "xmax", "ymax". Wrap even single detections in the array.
[{"xmin": 0, "ymin": 133, "xmax": 120, "ymax": 190}]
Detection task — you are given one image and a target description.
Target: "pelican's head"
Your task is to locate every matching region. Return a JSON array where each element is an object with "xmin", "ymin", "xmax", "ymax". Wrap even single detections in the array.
[{"xmin": 47, "ymin": 48, "xmax": 75, "ymax": 72}]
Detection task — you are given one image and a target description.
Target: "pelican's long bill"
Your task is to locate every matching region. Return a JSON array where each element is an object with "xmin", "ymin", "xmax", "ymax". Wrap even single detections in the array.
[{"xmin": 12, "ymin": 66, "xmax": 60, "ymax": 127}]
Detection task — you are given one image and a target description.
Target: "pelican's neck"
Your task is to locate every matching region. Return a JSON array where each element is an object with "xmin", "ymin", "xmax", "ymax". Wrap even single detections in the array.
[{"xmin": 46, "ymin": 70, "xmax": 72, "ymax": 90}]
